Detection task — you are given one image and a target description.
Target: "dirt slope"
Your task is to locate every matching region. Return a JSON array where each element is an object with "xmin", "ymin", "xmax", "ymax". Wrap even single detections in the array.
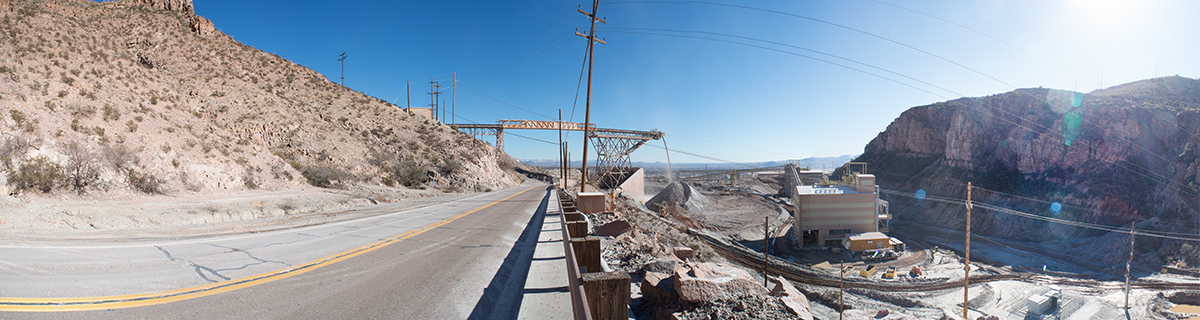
[{"xmin": 0, "ymin": 0, "xmax": 525, "ymax": 230}]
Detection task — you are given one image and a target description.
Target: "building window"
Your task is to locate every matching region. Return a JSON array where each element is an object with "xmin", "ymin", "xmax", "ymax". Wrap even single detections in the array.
[{"xmin": 829, "ymin": 229, "xmax": 851, "ymax": 236}]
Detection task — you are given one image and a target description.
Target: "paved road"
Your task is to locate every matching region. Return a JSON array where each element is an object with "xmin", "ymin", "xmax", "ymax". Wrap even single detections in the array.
[{"xmin": 0, "ymin": 183, "xmax": 554, "ymax": 319}]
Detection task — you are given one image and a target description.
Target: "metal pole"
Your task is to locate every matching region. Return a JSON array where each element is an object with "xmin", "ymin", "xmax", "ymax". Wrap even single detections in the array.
[
  {"xmin": 406, "ymin": 80, "xmax": 411, "ymax": 114},
  {"xmin": 964, "ymin": 182, "xmax": 972, "ymax": 320},
  {"xmin": 579, "ymin": 0, "xmax": 600, "ymax": 193},
  {"xmin": 839, "ymin": 259, "xmax": 844, "ymax": 320}
]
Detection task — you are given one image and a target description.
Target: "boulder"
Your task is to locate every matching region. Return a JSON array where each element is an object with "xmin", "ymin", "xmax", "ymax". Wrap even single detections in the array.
[
  {"xmin": 640, "ymin": 258, "xmax": 677, "ymax": 275},
  {"xmin": 672, "ymin": 262, "xmax": 767, "ymax": 303},
  {"xmin": 672, "ymin": 246, "xmax": 694, "ymax": 261},
  {"xmin": 593, "ymin": 219, "xmax": 631, "ymax": 237},
  {"xmin": 640, "ymin": 271, "xmax": 676, "ymax": 304},
  {"xmin": 769, "ymin": 276, "xmax": 813, "ymax": 320}
]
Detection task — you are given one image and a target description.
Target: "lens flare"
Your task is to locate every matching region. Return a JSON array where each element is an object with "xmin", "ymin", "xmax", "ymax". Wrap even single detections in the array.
[
  {"xmin": 915, "ymin": 189, "xmax": 926, "ymax": 201},
  {"xmin": 1050, "ymin": 202, "xmax": 1062, "ymax": 214}
]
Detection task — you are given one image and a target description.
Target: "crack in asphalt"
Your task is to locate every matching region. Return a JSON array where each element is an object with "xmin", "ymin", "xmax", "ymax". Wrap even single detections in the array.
[{"xmin": 154, "ymin": 245, "xmax": 230, "ymax": 283}]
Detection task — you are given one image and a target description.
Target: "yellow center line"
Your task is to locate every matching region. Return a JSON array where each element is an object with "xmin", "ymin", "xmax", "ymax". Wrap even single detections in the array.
[{"xmin": 0, "ymin": 185, "xmax": 542, "ymax": 312}]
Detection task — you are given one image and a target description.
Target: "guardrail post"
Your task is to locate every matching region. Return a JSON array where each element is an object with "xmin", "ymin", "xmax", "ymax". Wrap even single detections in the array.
[
  {"xmin": 567, "ymin": 221, "xmax": 589, "ymax": 238},
  {"xmin": 570, "ymin": 236, "xmax": 602, "ymax": 273},
  {"xmin": 581, "ymin": 272, "xmax": 630, "ymax": 320}
]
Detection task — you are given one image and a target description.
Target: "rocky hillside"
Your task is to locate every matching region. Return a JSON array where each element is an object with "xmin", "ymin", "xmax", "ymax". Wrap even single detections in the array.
[
  {"xmin": 848, "ymin": 76, "xmax": 1200, "ymax": 268},
  {"xmin": 0, "ymin": 0, "xmax": 523, "ymax": 198}
]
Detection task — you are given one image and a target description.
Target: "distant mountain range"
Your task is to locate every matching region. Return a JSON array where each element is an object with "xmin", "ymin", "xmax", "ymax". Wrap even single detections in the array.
[{"xmin": 519, "ymin": 154, "xmax": 858, "ymax": 171}]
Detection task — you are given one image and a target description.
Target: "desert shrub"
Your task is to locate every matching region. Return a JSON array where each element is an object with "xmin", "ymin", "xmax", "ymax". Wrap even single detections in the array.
[
  {"xmin": 126, "ymin": 168, "xmax": 162, "ymax": 194},
  {"xmin": 102, "ymin": 104, "xmax": 119, "ymax": 121},
  {"xmin": 394, "ymin": 158, "xmax": 428, "ymax": 187},
  {"xmin": 439, "ymin": 157, "xmax": 463, "ymax": 175},
  {"xmin": 9, "ymin": 156, "xmax": 64, "ymax": 193},
  {"xmin": 243, "ymin": 171, "xmax": 259, "ymax": 190},
  {"xmin": 102, "ymin": 143, "xmax": 135, "ymax": 173},
  {"xmin": 301, "ymin": 165, "xmax": 352, "ymax": 188},
  {"xmin": 62, "ymin": 141, "xmax": 100, "ymax": 193}
]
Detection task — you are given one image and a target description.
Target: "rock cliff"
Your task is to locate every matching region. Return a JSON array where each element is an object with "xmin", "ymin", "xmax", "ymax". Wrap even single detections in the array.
[{"xmin": 849, "ymin": 76, "xmax": 1200, "ymax": 268}]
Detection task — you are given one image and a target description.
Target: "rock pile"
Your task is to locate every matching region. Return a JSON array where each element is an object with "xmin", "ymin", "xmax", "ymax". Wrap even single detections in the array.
[{"xmin": 646, "ymin": 182, "xmax": 712, "ymax": 214}]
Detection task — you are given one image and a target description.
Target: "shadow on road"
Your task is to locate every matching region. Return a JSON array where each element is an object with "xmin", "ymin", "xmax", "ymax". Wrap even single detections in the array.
[{"xmin": 467, "ymin": 186, "xmax": 552, "ymax": 320}]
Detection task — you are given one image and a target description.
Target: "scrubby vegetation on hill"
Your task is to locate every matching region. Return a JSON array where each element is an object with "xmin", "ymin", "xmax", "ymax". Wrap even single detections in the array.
[{"xmin": 0, "ymin": 0, "xmax": 523, "ymax": 197}]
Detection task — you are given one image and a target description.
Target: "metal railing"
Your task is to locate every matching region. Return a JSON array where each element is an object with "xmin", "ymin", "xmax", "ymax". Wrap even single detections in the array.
[{"xmin": 557, "ymin": 189, "xmax": 592, "ymax": 320}]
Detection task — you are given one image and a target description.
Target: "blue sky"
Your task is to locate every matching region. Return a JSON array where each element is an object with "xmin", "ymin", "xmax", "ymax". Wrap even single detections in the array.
[{"xmin": 194, "ymin": 0, "xmax": 1200, "ymax": 165}]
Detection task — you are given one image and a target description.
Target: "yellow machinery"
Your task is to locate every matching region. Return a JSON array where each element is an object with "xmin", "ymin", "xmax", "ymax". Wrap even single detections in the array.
[
  {"xmin": 883, "ymin": 266, "xmax": 896, "ymax": 279},
  {"xmin": 859, "ymin": 265, "xmax": 877, "ymax": 277}
]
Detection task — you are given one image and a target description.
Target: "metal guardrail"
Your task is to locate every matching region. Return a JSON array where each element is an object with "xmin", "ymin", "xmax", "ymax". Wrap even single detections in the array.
[{"xmin": 557, "ymin": 189, "xmax": 592, "ymax": 320}]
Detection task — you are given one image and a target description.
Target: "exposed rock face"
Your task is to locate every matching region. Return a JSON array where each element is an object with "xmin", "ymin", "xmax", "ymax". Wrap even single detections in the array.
[
  {"xmin": 130, "ymin": 0, "xmax": 192, "ymax": 13},
  {"xmin": 672, "ymin": 262, "xmax": 767, "ymax": 303},
  {"xmin": 189, "ymin": 15, "xmax": 216, "ymax": 36},
  {"xmin": 850, "ymin": 76, "xmax": 1200, "ymax": 268}
]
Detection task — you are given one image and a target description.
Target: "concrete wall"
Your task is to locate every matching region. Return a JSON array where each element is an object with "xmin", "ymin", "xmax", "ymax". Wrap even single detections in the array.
[
  {"xmin": 794, "ymin": 188, "xmax": 879, "ymax": 246},
  {"xmin": 408, "ymin": 107, "xmax": 433, "ymax": 120},
  {"xmin": 616, "ymin": 168, "xmax": 645, "ymax": 202},
  {"xmin": 578, "ymin": 192, "xmax": 606, "ymax": 213}
]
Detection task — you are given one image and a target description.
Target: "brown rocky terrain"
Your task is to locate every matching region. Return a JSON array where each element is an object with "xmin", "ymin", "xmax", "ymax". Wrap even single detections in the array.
[
  {"xmin": 845, "ymin": 76, "xmax": 1200, "ymax": 271},
  {"xmin": 0, "ymin": 0, "xmax": 525, "ymax": 231}
]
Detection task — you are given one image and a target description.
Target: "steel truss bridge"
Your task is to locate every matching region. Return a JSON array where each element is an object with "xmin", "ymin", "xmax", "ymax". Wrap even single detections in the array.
[{"xmin": 457, "ymin": 119, "xmax": 664, "ymax": 188}]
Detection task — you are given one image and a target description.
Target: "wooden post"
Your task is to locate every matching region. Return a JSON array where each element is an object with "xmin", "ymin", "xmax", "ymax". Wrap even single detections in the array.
[
  {"xmin": 1126, "ymin": 221, "xmax": 1135, "ymax": 309},
  {"xmin": 839, "ymin": 259, "xmax": 844, "ymax": 320},
  {"xmin": 964, "ymin": 182, "xmax": 972, "ymax": 320},
  {"xmin": 581, "ymin": 271, "xmax": 630, "ymax": 320},
  {"xmin": 763, "ymin": 216, "xmax": 770, "ymax": 287},
  {"xmin": 571, "ymin": 236, "xmax": 602, "ymax": 273},
  {"xmin": 567, "ymin": 221, "xmax": 588, "ymax": 238}
]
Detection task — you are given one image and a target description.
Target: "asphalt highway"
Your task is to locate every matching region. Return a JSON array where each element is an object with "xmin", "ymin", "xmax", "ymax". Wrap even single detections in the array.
[{"xmin": 0, "ymin": 183, "xmax": 554, "ymax": 319}]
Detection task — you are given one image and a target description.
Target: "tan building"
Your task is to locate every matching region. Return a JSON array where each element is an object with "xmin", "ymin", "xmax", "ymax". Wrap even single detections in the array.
[
  {"xmin": 842, "ymin": 232, "xmax": 892, "ymax": 252},
  {"xmin": 793, "ymin": 174, "xmax": 887, "ymax": 247}
]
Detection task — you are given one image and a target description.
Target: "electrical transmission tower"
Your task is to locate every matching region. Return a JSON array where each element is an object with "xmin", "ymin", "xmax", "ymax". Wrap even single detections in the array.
[
  {"xmin": 338, "ymin": 52, "xmax": 348, "ymax": 86},
  {"xmin": 428, "ymin": 79, "xmax": 442, "ymax": 122}
]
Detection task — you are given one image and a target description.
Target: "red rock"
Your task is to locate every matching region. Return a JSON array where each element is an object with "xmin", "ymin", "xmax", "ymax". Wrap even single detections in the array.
[
  {"xmin": 672, "ymin": 246, "xmax": 694, "ymax": 261},
  {"xmin": 594, "ymin": 219, "xmax": 631, "ymax": 237},
  {"xmin": 672, "ymin": 262, "xmax": 767, "ymax": 303},
  {"xmin": 639, "ymin": 271, "xmax": 676, "ymax": 304},
  {"xmin": 769, "ymin": 276, "xmax": 813, "ymax": 320}
]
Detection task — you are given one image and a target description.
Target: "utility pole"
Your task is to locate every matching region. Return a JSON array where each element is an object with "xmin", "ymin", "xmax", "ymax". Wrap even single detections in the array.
[
  {"xmin": 559, "ymin": 109, "xmax": 564, "ymax": 189},
  {"xmin": 428, "ymin": 79, "xmax": 441, "ymax": 122},
  {"xmin": 964, "ymin": 182, "xmax": 972, "ymax": 320},
  {"xmin": 406, "ymin": 81, "xmax": 412, "ymax": 115},
  {"xmin": 338, "ymin": 52, "xmax": 347, "ymax": 86},
  {"xmin": 452, "ymin": 72, "xmax": 457, "ymax": 126},
  {"xmin": 1126, "ymin": 221, "xmax": 1135, "ymax": 309},
  {"xmin": 576, "ymin": 0, "xmax": 605, "ymax": 193}
]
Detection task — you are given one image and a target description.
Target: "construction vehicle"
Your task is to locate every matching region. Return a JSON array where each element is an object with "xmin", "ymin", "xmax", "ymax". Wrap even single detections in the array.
[{"xmin": 909, "ymin": 266, "xmax": 922, "ymax": 278}]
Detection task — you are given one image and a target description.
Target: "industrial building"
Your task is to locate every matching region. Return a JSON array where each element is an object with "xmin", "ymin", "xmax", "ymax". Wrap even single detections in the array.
[{"xmin": 792, "ymin": 173, "xmax": 891, "ymax": 248}]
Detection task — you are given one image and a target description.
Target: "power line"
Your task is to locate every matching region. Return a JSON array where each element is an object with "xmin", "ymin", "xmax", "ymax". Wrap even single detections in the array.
[
  {"xmin": 866, "ymin": 0, "xmax": 1091, "ymax": 83},
  {"xmin": 460, "ymin": 85, "xmax": 555, "ymax": 120},
  {"xmin": 603, "ymin": 27, "xmax": 963, "ymax": 98},
  {"xmin": 879, "ymin": 188, "xmax": 1200, "ymax": 242},
  {"xmin": 603, "ymin": 29, "xmax": 951, "ymax": 99}
]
